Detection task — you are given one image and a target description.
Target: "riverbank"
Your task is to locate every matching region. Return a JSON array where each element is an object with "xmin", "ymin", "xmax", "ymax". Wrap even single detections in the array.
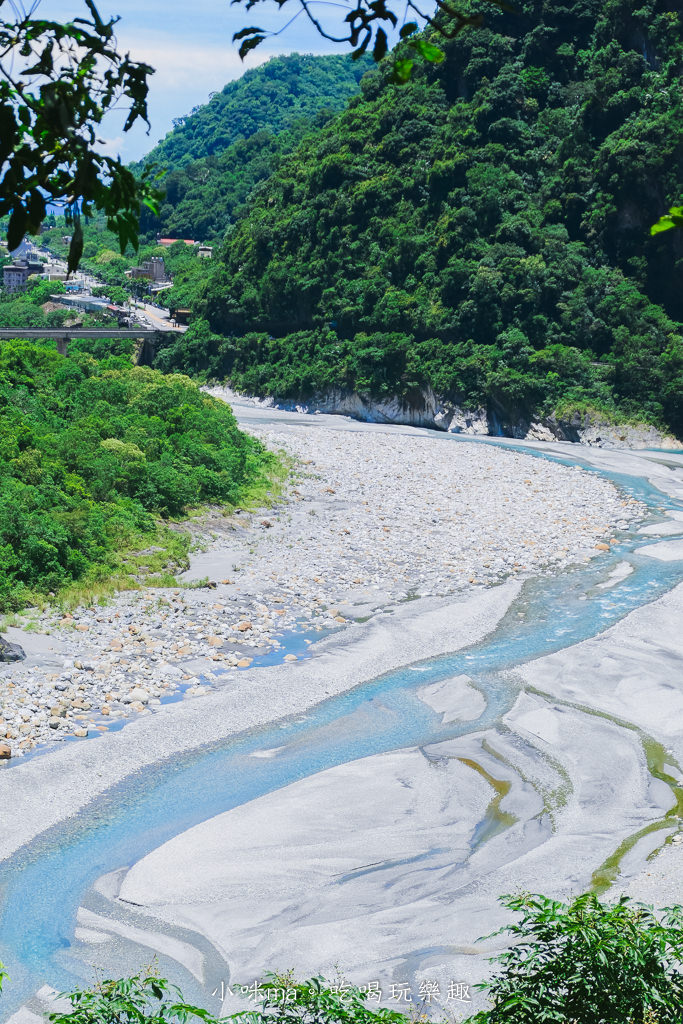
[
  {"xmin": 64, "ymin": 447, "xmax": 683, "ymax": 1019},
  {"xmin": 212, "ymin": 385, "xmax": 683, "ymax": 451},
  {"xmin": 2, "ymin": 410, "xmax": 682, "ymax": 1024},
  {"xmin": 116, "ymin": 562, "xmax": 683, "ymax": 1011},
  {"xmin": 0, "ymin": 409, "xmax": 639, "ymax": 758}
]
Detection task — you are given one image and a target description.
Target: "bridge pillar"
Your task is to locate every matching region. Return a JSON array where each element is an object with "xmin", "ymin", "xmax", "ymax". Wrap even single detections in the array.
[
  {"xmin": 56, "ymin": 337, "xmax": 68, "ymax": 356},
  {"xmin": 135, "ymin": 333, "xmax": 158, "ymax": 367}
]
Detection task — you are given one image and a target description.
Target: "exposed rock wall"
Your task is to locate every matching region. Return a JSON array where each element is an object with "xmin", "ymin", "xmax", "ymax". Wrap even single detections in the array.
[{"xmin": 231, "ymin": 386, "xmax": 683, "ymax": 450}]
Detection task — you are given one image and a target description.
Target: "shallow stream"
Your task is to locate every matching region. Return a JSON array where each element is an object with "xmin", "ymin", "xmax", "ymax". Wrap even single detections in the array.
[{"xmin": 1, "ymin": 436, "xmax": 683, "ymax": 1018}]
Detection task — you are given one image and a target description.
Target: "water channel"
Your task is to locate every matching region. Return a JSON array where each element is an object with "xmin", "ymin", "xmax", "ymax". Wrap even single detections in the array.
[{"xmin": 1, "ymin": 429, "xmax": 683, "ymax": 1019}]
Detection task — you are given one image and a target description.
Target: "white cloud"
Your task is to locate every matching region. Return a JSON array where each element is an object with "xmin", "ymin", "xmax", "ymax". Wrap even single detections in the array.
[
  {"xmin": 122, "ymin": 35, "xmax": 272, "ymax": 91},
  {"xmin": 95, "ymin": 135, "xmax": 126, "ymax": 156}
]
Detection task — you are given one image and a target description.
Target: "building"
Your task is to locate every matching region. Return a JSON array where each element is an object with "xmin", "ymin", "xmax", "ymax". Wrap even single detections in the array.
[
  {"xmin": 173, "ymin": 309, "xmax": 192, "ymax": 325},
  {"xmin": 197, "ymin": 245, "xmax": 213, "ymax": 259},
  {"xmin": 107, "ymin": 304, "xmax": 132, "ymax": 326},
  {"xmin": 158, "ymin": 238, "xmax": 195, "ymax": 247},
  {"xmin": 128, "ymin": 256, "xmax": 167, "ymax": 281},
  {"xmin": 3, "ymin": 261, "xmax": 29, "ymax": 294},
  {"xmin": 41, "ymin": 269, "xmax": 67, "ymax": 282},
  {"xmin": 52, "ymin": 294, "xmax": 109, "ymax": 313}
]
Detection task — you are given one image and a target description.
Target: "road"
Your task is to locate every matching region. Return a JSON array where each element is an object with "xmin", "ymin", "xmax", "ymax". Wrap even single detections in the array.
[
  {"xmin": 37, "ymin": 247, "xmax": 187, "ymax": 334},
  {"xmin": 134, "ymin": 300, "xmax": 187, "ymax": 333}
]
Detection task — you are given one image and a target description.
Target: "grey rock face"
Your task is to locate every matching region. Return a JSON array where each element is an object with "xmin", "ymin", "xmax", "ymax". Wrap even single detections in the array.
[
  {"xmin": 0, "ymin": 636, "xmax": 25, "ymax": 663},
  {"xmin": 224, "ymin": 385, "xmax": 682, "ymax": 450}
]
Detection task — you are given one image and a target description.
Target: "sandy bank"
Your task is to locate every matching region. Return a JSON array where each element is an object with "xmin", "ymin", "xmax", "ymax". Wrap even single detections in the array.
[
  {"xmin": 0, "ymin": 582, "xmax": 519, "ymax": 863},
  {"xmin": 0, "ymin": 402, "xmax": 640, "ymax": 758}
]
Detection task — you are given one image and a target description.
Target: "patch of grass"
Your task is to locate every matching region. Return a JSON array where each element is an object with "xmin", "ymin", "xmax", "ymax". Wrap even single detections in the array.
[
  {"xmin": 180, "ymin": 576, "xmax": 209, "ymax": 589},
  {"xmin": 53, "ymin": 522, "xmax": 190, "ymax": 612},
  {"xmin": 145, "ymin": 573, "xmax": 181, "ymax": 588},
  {"xmin": 552, "ymin": 398, "xmax": 670, "ymax": 434}
]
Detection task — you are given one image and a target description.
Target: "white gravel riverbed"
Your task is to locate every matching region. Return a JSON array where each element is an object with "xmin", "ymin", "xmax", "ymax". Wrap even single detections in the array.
[{"xmin": 0, "ymin": 412, "xmax": 643, "ymax": 758}]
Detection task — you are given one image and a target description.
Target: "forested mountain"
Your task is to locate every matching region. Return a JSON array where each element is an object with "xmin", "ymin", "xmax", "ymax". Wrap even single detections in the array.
[
  {"xmin": 137, "ymin": 54, "xmax": 371, "ymax": 240},
  {"xmin": 159, "ymin": 0, "xmax": 683, "ymax": 438}
]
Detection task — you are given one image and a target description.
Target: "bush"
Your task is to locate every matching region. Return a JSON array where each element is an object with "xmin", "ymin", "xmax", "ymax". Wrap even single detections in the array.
[
  {"xmin": 48, "ymin": 971, "xmax": 221, "ymax": 1024},
  {"xmin": 0, "ymin": 340, "xmax": 276, "ymax": 609},
  {"xmin": 470, "ymin": 892, "xmax": 683, "ymax": 1024}
]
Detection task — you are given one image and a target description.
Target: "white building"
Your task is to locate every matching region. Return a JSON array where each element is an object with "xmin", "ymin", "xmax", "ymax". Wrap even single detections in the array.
[{"xmin": 3, "ymin": 262, "xmax": 29, "ymax": 294}]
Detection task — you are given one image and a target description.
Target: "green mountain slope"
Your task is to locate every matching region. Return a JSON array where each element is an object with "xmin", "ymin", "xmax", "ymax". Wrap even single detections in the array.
[
  {"xmin": 160, "ymin": 0, "xmax": 683, "ymax": 438},
  {"xmin": 138, "ymin": 53, "xmax": 371, "ymax": 241}
]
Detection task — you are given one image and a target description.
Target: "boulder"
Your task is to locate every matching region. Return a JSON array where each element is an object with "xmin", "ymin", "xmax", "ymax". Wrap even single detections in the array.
[
  {"xmin": 0, "ymin": 743, "xmax": 11, "ymax": 759},
  {"xmin": 127, "ymin": 688, "xmax": 150, "ymax": 704},
  {"xmin": 122, "ymin": 687, "xmax": 149, "ymax": 704},
  {"xmin": 0, "ymin": 636, "xmax": 25, "ymax": 663}
]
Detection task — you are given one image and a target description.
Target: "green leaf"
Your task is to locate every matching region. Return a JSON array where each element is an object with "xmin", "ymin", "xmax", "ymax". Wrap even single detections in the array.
[
  {"xmin": 233, "ymin": 25, "xmax": 265, "ymax": 40},
  {"xmin": 392, "ymin": 57, "xmax": 414, "ymax": 82},
  {"xmin": 27, "ymin": 190, "xmax": 46, "ymax": 233},
  {"xmin": 651, "ymin": 206, "xmax": 683, "ymax": 235},
  {"xmin": 409, "ymin": 37, "xmax": 445, "ymax": 62},
  {"xmin": 372, "ymin": 28, "xmax": 388, "ymax": 62},
  {"xmin": 399, "ymin": 21, "xmax": 418, "ymax": 38},
  {"xmin": 7, "ymin": 203, "xmax": 28, "ymax": 251},
  {"xmin": 238, "ymin": 34, "xmax": 266, "ymax": 59},
  {"xmin": 67, "ymin": 218, "xmax": 84, "ymax": 274}
]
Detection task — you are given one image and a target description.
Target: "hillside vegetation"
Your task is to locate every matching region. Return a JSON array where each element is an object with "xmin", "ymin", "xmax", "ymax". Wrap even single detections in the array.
[
  {"xmin": 159, "ymin": 0, "xmax": 683, "ymax": 438},
  {"xmin": 0, "ymin": 338, "xmax": 275, "ymax": 611},
  {"xmin": 137, "ymin": 53, "xmax": 371, "ymax": 241}
]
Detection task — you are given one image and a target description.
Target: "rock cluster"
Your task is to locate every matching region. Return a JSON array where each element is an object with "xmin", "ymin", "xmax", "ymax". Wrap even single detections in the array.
[
  {"xmin": 0, "ymin": 422, "xmax": 644, "ymax": 758},
  {"xmin": 240, "ymin": 422, "xmax": 643, "ymax": 600}
]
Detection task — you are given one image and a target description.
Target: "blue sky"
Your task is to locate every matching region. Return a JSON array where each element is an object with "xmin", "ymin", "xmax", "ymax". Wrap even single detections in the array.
[{"xmin": 36, "ymin": 0, "xmax": 346, "ymax": 161}]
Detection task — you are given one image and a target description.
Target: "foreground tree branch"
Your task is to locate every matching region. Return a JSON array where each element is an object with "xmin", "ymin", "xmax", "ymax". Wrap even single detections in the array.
[
  {"xmin": 231, "ymin": 0, "xmax": 512, "ymax": 81},
  {"xmin": 0, "ymin": 0, "xmax": 160, "ymax": 269}
]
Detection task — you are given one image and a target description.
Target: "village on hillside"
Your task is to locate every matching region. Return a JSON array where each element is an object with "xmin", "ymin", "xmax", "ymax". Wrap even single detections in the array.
[{"xmin": 0, "ymin": 232, "xmax": 213, "ymax": 330}]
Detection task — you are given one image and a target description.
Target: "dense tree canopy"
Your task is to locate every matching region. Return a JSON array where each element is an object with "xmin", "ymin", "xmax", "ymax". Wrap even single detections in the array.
[
  {"xmin": 0, "ymin": 334, "xmax": 274, "ymax": 610},
  {"xmin": 156, "ymin": 0, "xmax": 683, "ymax": 438},
  {"xmin": 136, "ymin": 54, "xmax": 372, "ymax": 241}
]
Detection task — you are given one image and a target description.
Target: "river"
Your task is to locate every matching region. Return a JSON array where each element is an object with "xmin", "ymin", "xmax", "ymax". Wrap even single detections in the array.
[{"xmin": 1, "ymin": 407, "xmax": 683, "ymax": 1020}]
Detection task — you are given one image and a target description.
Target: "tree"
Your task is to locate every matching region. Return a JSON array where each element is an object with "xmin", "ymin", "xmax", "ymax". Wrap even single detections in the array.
[
  {"xmin": 231, "ymin": 0, "xmax": 510, "ymax": 82},
  {"xmin": 469, "ymin": 892, "xmax": 683, "ymax": 1024},
  {"xmin": 0, "ymin": 0, "xmax": 160, "ymax": 270}
]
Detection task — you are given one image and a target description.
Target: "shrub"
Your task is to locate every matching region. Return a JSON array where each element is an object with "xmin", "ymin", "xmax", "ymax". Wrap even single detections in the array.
[
  {"xmin": 470, "ymin": 892, "xmax": 683, "ymax": 1024},
  {"xmin": 0, "ymin": 340, "xmax": 277, "ymax": 609}
]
